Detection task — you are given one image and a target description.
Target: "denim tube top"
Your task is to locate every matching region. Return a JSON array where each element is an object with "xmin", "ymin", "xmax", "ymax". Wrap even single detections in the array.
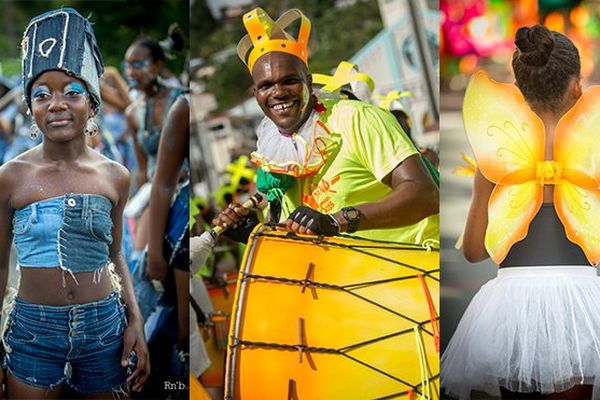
[{"xmin": 12, "ymin": 194, "xmax": 114, "ymax": 274}]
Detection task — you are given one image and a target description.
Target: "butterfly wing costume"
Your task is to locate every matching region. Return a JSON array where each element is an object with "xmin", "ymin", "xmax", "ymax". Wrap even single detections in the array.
[{"xmin": 463, "ymin": 70, "xmax": 600, "ymax": 265}]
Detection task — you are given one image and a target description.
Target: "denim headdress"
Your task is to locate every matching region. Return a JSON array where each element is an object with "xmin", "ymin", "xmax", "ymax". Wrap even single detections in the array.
[{"xmin": 21, "ymin": 8, "xmax": 104, "ymax": 109}]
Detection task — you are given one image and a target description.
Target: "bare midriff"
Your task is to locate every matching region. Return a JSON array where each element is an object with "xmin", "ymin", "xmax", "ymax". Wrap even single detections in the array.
[{"xmin": 18, "ymin": 268, "xmax": 114, "ymax": 305}]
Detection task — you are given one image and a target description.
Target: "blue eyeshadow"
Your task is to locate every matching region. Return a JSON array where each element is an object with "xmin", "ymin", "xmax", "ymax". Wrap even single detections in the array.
[
  {"xmin": 32, "ymin": 87, "xmax": 48, "ymax": 97},
  {"xmin": 67, "ymin": 82, "xmax": 86, "ymax": 94}
]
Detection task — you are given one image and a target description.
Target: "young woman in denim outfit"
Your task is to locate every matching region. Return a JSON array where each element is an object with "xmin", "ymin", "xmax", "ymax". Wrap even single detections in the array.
[
  {"xmin": 0, "ymin": 8, "xmax": 149, "ymax": 398},
  {"xmin": 124, "ymin": 31, "xmax": 184, "ymax": 188},
  {"xmin": 123, "ymin": 31, "xmax": 185, "ymax": 268}
]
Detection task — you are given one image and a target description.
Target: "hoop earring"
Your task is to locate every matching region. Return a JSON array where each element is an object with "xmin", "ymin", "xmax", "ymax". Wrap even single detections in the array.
[
  {"xmin": 84, "ymin": 117, "xmax": 99, "ymax": 137},
  {"xmin": 29, "ymin": 123, "xmax": 40, "ymax": 140}
]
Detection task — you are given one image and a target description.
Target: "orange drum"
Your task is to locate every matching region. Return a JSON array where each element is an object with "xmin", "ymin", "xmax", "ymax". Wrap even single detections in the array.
[
  {"xmin": 225, "ymin": 226, "xmax": 440, "ymax": 399},
  {"xmin": 201, "ymin": 274, "xmax": 238, "ymax": 388},
  {"xmin": 206, "ymin": 273, "xmax": 238, "ymax": 313}
]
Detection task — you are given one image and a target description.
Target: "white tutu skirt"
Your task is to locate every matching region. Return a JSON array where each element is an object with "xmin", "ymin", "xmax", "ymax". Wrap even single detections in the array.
[{"xmin": 441, "ymin": 266, "xmax": 600, "ymax": 399}]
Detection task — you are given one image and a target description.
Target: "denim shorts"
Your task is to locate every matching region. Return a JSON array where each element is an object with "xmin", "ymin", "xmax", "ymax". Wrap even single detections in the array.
[{"xmin": 3, "ymin": 292, "xmax": 127, "ymax": 393}]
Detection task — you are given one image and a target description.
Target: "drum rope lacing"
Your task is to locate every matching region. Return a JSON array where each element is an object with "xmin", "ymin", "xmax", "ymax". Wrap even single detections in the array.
[
  {"xmin": 231, "ymin": 231, "xmax": 440, "ymax": 399},
  {"xmin": 275, "ymin": 231, "xmax": 440, "ymax": 275},
  {"xmin": 238, "ymin": 272, "xmax": 437, "ymax": 328}
]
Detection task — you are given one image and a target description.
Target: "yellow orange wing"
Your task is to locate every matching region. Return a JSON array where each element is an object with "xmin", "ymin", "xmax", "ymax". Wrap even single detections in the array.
[
  {"xmin": 485, "ymin": 182, "xmax": 544, "ymax": 264},
  {"xmin": 463, "ymin": 69, "xmax": 544, "ymax": 185},
  {"xmin": 554, "ymin": 182, "xmax": 600, "ymax": 265},
  {"xmin": 463, "ymin": 70, "xmax": 546, "ymax": 263},
  {"xmin": 554, "ymin": 86, "xmax": 600, "ymax": 265}
]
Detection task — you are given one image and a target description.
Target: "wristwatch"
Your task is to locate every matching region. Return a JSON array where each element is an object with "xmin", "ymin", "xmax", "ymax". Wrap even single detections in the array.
[{"xmin": 341, "ymin": 206, "xmax": 362, "ymax": 234}]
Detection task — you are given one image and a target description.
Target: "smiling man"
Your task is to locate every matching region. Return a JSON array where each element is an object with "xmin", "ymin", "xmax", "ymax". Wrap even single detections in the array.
[{"xmin": 214, "ymin": 7, "xmax": 439, "ymax": 245}]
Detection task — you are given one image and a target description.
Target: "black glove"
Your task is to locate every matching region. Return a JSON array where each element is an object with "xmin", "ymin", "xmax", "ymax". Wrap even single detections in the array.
[
  {"xmin": 288, "ymin": 206, "xmax": 339, "ymax": 236},
  {"xmin": 222, "ymin": 210, "xmax": 260, "ymax": 243}
]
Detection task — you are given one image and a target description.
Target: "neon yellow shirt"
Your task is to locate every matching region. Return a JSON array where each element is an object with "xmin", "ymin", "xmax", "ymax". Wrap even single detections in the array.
[{"xmin": 281, "ymin": 98, "xmax": 439, "ymax": 244}]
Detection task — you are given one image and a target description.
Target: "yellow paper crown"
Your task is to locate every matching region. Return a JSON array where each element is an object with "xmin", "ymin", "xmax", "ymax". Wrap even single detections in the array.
[
  {"xmin": 312, "ymin": 61, "xmax": 375, "ymax": 95},
  {"xmin": 237, "ymin": 8, "xmax": 311, "ymax": 73}
]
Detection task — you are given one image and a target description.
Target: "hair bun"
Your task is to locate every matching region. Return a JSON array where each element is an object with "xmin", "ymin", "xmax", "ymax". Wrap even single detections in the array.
[
  {"xmin": 168, "ymin": 23, "xmax": 185, "ymax": 52},
  {"xmin": 159, "ymin": 23, "xmax": 185, "ymax": 59},
  {"xmin": 515, "ymin": 25, "xmax": 554, "ymax": 67}
]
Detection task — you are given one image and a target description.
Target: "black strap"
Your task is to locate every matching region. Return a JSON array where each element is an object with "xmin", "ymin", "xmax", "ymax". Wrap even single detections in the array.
[{"xmin": 190, "ymin": 296, "xmax": 206, "ymax": 325}]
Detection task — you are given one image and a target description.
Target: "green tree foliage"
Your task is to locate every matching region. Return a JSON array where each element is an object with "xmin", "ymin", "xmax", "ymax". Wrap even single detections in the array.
[
  {"xmin": 194, "ymin": 0, "xmax": 383, "ymax": 111},
  {"xmin": 190, "ymin": 0, "xmax": 218, "ymax": 57},
  {"xmin": 308, "ymin": 0, "xmax": 383, "ymax": 74},
  {"xmin": 205, "ymin": 57, "xmax": 254, "ymax": 111}
]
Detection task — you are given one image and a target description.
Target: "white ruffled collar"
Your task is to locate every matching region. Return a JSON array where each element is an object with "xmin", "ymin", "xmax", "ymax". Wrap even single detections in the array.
[{"xmin": 250, "ymin": 107, "xmax": 339, "ymax": 178}]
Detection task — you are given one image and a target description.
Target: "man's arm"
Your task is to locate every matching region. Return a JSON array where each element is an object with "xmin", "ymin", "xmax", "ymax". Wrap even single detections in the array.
[
  {"xmin": 336, "ymin": 154, "xmax": 438, "ymax": 231},
  {"xmin": 288, "ymin": 103, "xmax": 438, "ymax": 235},
  {"xmin": 286, "ymin": 154, "xmax": 438, "ymax": 234}
]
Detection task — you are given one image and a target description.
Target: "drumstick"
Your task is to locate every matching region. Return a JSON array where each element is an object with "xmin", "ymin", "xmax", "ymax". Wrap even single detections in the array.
[
  {"xmin": 209, "ymin": 193, "xmax": 263, "ymax": 239},
  {"xmin": 190, "ymin": 193, "xmax": 263, "ymax": 274}
]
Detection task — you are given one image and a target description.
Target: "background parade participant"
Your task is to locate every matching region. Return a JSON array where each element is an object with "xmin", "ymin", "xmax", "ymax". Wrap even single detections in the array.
[{"xmin": 124, "ymin": 30, "xmax": 186, "ymax": 270}]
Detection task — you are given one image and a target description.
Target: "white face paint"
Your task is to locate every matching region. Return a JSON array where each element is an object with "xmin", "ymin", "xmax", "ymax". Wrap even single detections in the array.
[{"xmin": 300, "ymin": 82, "xmax": 311, "ymax": 116}]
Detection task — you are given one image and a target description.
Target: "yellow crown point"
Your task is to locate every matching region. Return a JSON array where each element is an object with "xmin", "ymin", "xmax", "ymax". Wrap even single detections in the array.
[
  {"xmin": 237, "ymin": 8, "xmax": 311, "ymax": 73},
  {"xmin": 378, "ymin": 90, "xmax": 413, "ymax": 110},
  {"xmin": 312, "ymin": 61, "xmax": 375, "ymax": 94}
]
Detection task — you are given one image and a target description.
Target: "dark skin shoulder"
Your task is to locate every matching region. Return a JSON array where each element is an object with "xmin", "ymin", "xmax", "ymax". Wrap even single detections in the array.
[
  {"xmin": 462, "ymin": 169, "xmax": 495, "ymax": 263},
  {"xmin": 7, "ymin": 145, "xmax": 120, "ymax": 209}
]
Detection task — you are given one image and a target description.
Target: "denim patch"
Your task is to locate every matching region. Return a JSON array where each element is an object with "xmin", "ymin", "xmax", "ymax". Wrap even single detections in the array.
[
  {"xmin": 3, "ymin": 292, "xmax": 127, "ymax": 393},
  {"xmin": 165, "ymin": 181, "xmax": 189, "ymax": 265},
  {"xmin": 59, "ymin": 194, "xmax": 113, "ymax": 272},
  {"xmin": 132, "ymin": 251, "xmax": 160, "ymax": 321},
  {"xmin": 13, "ymin": 194, "xmax": 114, "ymax": 275},
  {"xmin": 22, "ymin": 8, "xmax": 104, "ymax": 108},
  {"xmin": 137, "ymin": 125, "xmax": 161, "ymax": 161},
  {"xmin": 13, "ymin": 197, "xmax": 63, "ymax": 267}
]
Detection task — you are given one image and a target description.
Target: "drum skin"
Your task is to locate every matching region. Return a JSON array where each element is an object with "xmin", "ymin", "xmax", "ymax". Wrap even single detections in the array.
[{"xmin": 225, "ymin": 226, "xmax": 439, "ymax": 399}]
